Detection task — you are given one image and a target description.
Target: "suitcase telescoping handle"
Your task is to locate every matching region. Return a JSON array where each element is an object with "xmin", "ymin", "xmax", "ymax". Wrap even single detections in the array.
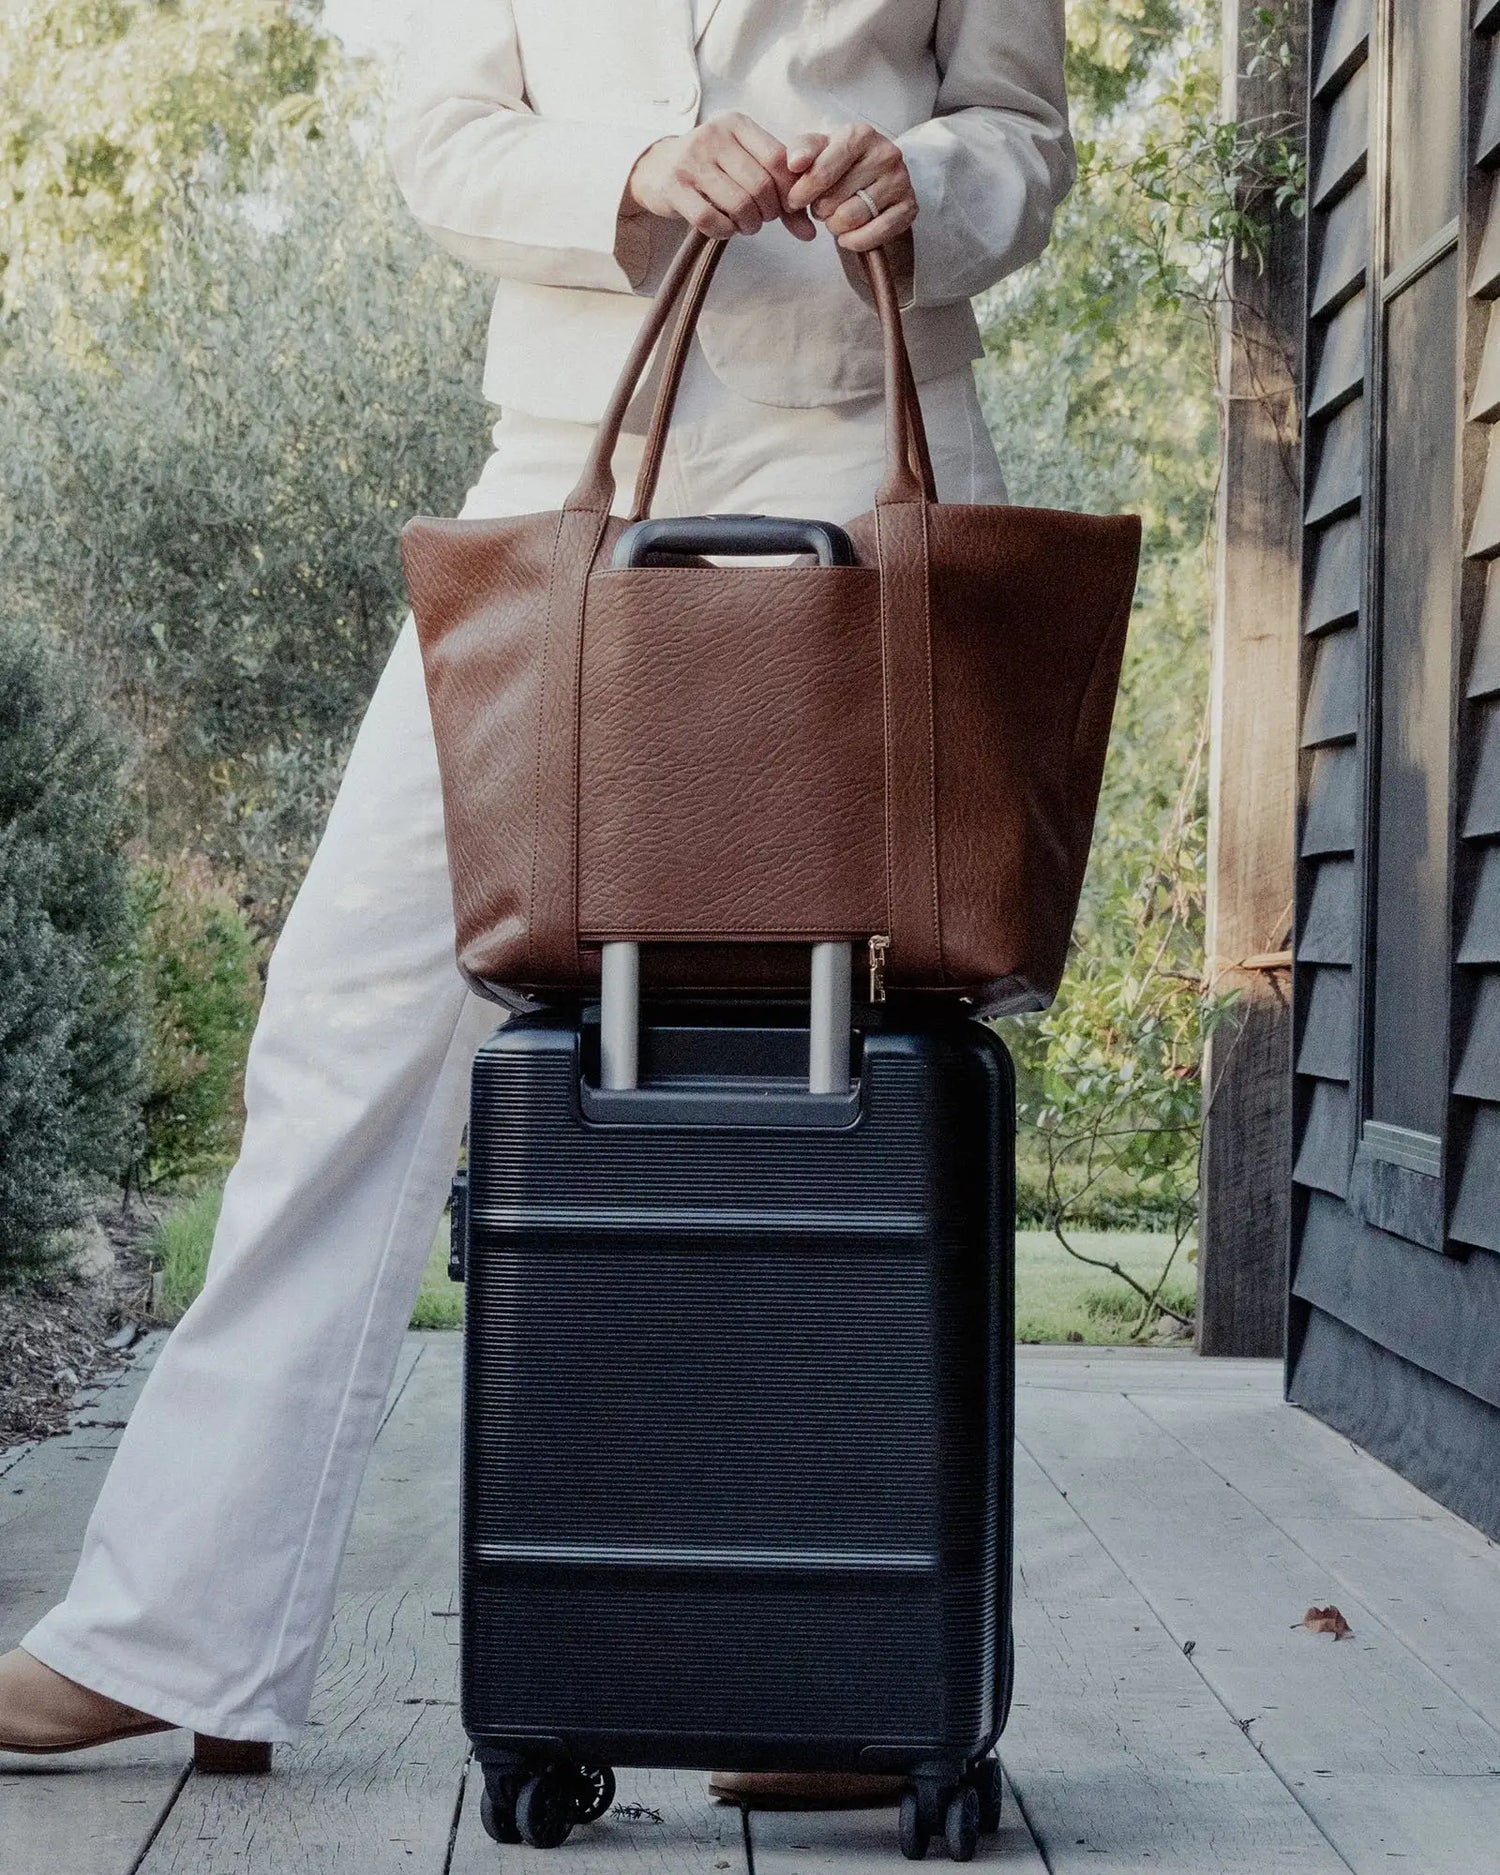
[
  {"xmin": 611, "ymin": 514, "xmax": 856, "ymax": 568},
  {"xmin": 600, "ymin": 942, "xmax": 854, "ymax": 1096},
  {"xmin": 602, "ymin": 511, "xmax": 859, "ymax": 1095}
]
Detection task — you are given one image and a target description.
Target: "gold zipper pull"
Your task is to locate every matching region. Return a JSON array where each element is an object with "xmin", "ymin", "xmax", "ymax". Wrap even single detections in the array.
[{"xmin": 867, "ymin": 934, "xmax": 890, "ymax": 1004}]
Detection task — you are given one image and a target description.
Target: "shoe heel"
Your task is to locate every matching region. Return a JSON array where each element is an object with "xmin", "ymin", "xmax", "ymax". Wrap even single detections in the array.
[{"xmin": 194, "ymin": 1734, "xmax": 273, "ymax": 1773}]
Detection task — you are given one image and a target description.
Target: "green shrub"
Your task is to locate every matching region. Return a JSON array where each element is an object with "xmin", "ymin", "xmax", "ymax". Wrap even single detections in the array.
[
  {"xmin": 975, "ymin": 0, "xmax": 1300, "ymax": 1309},
  {"xmin": 131, "ymin": 859, "xmax": 262, "ymax": 1187},
  {"xmin": 1016, "ymin": 1142, "xmax": 1186, "ymax": 1232},
  {"xmin": 0, "ymin": 74, "xmax": 492, "ymax": 936},
  {"xmin": 0, "ymin": 617, "xmax": 143, "ymax": 1282},
  {"xmin": 0, "ymin": 879, "xmax": 78, "ymax": 1274}
]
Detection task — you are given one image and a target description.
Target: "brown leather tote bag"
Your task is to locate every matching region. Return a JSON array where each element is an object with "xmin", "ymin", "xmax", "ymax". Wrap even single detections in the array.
[{"xmin": 400, "ymin": 230, "xmax": 1141, "ymax": 1015}]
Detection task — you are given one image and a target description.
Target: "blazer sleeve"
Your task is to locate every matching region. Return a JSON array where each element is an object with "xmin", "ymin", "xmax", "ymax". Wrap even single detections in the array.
[
  {"xmin": 874, "ymin": 0, "xmax": 1075, "ymax": 309},
  {"xmin": 383, "ymin": 0, "xmax": 663, "ymax": 292}
]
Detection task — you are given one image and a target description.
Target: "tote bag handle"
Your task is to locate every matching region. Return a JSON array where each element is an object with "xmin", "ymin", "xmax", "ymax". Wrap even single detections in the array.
[
  {"xmin": 564, "ymin": 229, "xmax": 937, "ymax": 521},
  {"xmin": 528, "ymin": 228, "xmax": 947, "ymax": 989}
]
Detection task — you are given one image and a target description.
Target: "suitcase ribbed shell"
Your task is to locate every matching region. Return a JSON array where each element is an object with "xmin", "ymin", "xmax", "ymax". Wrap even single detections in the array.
[{"xmin": 460, "ymin": 1009, "xmax": 1013, "ymax": 1772}]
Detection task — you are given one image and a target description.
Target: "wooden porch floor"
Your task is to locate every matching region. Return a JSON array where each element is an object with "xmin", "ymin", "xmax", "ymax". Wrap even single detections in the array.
[{"xmin": 5, "ymin": 1336, "xmax": 1500, "ymax": 1873}]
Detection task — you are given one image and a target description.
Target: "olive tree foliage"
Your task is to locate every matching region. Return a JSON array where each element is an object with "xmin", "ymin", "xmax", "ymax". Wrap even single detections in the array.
[
  {"xmin": 0, "ymin": 73, "xmax": 494, "ymax": 931},
  {"xmin": 0, "ymin": 0, "xmax": 330, "ymax": 314},
  {"xmin": 981, "ymin": 0, "xmax": 1304, "ymax": 1325}
]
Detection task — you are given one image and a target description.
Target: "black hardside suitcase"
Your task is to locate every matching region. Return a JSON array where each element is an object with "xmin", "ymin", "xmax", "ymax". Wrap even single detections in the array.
[{"xmin": 451, "ymin": 959, "xmax": 1015, "ymax": 1863}]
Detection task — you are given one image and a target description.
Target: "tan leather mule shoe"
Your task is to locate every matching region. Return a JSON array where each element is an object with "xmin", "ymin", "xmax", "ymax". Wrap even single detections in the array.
[
  {"xmin": 0, "ymin": 1648, "xmax": 173, "ymax": 1755},
  {"xmin": 707, "ymin": 1770, "xmax": 908, "ymax": 1810},
  {"xmin": 0, "ymin": 1649, "xmax": 274, "ymax": 1771}
]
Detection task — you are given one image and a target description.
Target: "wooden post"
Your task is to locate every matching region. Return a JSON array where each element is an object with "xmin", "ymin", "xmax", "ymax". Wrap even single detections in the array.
[{"xmin": 1198, "ymin": 0, "xmax": 1308, "ymax": 1356}]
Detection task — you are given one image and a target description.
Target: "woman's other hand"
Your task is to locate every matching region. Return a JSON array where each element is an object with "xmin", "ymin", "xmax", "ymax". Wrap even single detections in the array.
[
  {"xmin": 625, "ymin": 114, "xmax": 816, "ymax": 240},
  {"xmin": 784, "ymin": 125, "xmax": 918, "ymax": 254}
]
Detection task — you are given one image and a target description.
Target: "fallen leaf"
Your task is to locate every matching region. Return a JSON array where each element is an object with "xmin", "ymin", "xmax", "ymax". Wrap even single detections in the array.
[{"xmin": 1296, "ymin": 1605, "xmax": 1352, "ymax": 1640}]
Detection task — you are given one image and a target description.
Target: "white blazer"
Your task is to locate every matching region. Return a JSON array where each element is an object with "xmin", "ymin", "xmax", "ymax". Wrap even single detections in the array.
[{"xmin": 386, "ymin": 0, "xmax": 1073, "ymax": 422}]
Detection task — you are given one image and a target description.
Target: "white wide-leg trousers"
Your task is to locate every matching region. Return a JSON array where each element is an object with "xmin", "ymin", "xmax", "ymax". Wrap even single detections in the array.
[{"xmin": 23, "ymin": 346, "xmax": 1007, "ymax": 1742}]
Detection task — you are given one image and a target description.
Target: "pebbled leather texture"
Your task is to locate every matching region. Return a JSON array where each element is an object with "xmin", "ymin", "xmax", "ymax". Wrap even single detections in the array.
[{"xmin": 400, "ymin": 231, "xmax": 1142, "ymax": 1009}]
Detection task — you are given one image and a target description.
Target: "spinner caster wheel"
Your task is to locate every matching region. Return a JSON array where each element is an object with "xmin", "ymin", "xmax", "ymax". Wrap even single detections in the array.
[
  {"xmin": 944, "ymin": 1784, "xmax": 980, "ymax": 1863},
  {"xmin": 969, "ymin": 1756, "xmax": 1003, "ymax": 1835},
  {"xmin": 574, "ymin": 1763, "xmax": 616, "ymax": 1825},
  {"xmin": 479, "ymin": 1776, "xmax": 521, "ymax": 1845},
  {"xmin": 516, "ymin": 1768, "xmax": 577, "ymax": 1849},
  {"xmin": 898, "ymin": 1788, "xmax": 931, "ymax": 1861}
]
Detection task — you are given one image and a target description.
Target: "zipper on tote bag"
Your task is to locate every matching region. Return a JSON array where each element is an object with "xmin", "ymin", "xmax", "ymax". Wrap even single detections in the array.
[{"xmin": 867, "ymin": 935, "xmax": 890, "ymax": 1004}]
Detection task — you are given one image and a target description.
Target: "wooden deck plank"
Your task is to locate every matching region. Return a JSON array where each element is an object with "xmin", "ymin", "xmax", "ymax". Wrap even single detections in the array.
[
  {"xmin": 1272, "ymin": 1773, "xmax": 1500, "ymax": 1873},
  {"xmin": 1003, "ymin": 1448, "xmax": 1350, "ymax": 1873},
  {"xmin": 1017, "ymin": 1387, "xmax": 1500, "ymax": 1871},
  {"xmin": 994, "ymin": 1770, "xmax": 1047, "ymax": 1871},
  {"xmin": 0, "ymin": 1336, "xmax": 193, "ymax": 1875},
  {"xmin": 746, "ymin": 1770, "xmax": 1046, "ymax": 1872},
  {"xmin": 0, "ymin": 1337, "xmax": 423, "ymax": 1644},
  {"xmin": 0, "ymin": 1335, "xmax": 164, "ymax": 1545},
  {"xmin": 1131, "ymin": 1389, "xmax": 1481, "ymax": 1526},
  {"xmin": 1016, "ymin": 1349, "xmax": 1283, "ymax": 1396},
  {"xmin": 134, "ymin": 1591, "xmax": 464, "ymax": 1875},
  {"xmin": 0, "ymin": 1441, "xmax": 36, "ymax": 1483},
  {"xmin": 337, "ymin": 1339, "xmax": 457, "ymax": 1598},
  {"xmin": 1017, "ymin": 1386, "xmax": 1500, "ymax": 1772},
  {"xmin": 0, "ymin": 1749, "xmax": 190, "ymax": 1875},
  {"xmin": 18, "ymin": 1339, "xmax": 1500, "ymax": 1872},
  {"xmin": 448, "ymin": 1762, "xmax": 748, "ymax": 1873},
  {"xmin": 135, "ymin": 1336, "xmax": 465, "ymax": 1875},
  {"xmin": 1136, "ymin": 1392, "xmax": 1500, "ymax": 1738},
  {"xmin": 1269, "ymin": 1517, "xmax": 1500, "ymax": 1738}
]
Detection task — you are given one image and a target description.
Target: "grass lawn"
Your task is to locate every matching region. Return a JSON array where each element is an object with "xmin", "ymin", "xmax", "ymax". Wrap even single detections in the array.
[
  {"xmin": 1016, "ymin": 1229, "xmax": 1195, "ymax": 1344},
  {"xmin": 152, "ymin": 1182, "xmax": 1193, "ymax": 1345}
]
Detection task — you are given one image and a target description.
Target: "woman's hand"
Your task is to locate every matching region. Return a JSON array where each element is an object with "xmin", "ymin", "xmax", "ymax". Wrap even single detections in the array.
[
  {"xmin": 784, "ymin": 124, "xmax": 918, "ymax": 253},
  {"xmin": 625, "ymin": 114, "xmax": 816, "ymax": 241}
]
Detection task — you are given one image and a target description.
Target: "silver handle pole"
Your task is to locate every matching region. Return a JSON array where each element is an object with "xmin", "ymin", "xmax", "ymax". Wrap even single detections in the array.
[
  {"xmin": 599, "ymin": 942, "xmax": 640, "ymax": 1090},
  {"xmin": 809, "ymin": 942, "xmax": 852, "ymax": 1095}
]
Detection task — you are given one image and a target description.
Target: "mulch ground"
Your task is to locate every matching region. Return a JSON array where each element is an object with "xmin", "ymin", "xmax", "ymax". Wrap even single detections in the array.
[{"xmin": 0, "ymin": 1199, "xmax": 162, "ymax": 1454}]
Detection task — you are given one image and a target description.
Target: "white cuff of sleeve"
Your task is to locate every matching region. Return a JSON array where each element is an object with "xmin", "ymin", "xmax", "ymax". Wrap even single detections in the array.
[{"xmin": 500, "ymin": 118, "xmax": 662, "ymax": 266}]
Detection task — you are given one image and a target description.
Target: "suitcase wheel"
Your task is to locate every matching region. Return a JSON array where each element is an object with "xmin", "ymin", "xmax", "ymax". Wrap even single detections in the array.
[
  {"xmin": 573, "ymin": 1763, "xmax": 617, "ymax": 1824},
  {"xmin": 479, "ymin": 1775, "xmax": 522, "ymax": 1845},
  {"xmin": 898, "ymin": 1772, "xmax": 990, "ymax": 1863},
  {"xmin": 944, "ymin": 1785, "xmax": 981, "ymax": 1862},
  {"xmin": 516, "ymin": 1769, "xmax": 576, "ymax": 1849},
  {"xmin": 969, "ymin": 1756, "xmax": 1003, "ymax": 1835},
  {"xmin": 898, "ymin": 1789, "xmax": 931, "ymax": 1861},
  {"xmin": 480, "ymin": 1760, "xmax": 616, "ymax": 1849}
]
